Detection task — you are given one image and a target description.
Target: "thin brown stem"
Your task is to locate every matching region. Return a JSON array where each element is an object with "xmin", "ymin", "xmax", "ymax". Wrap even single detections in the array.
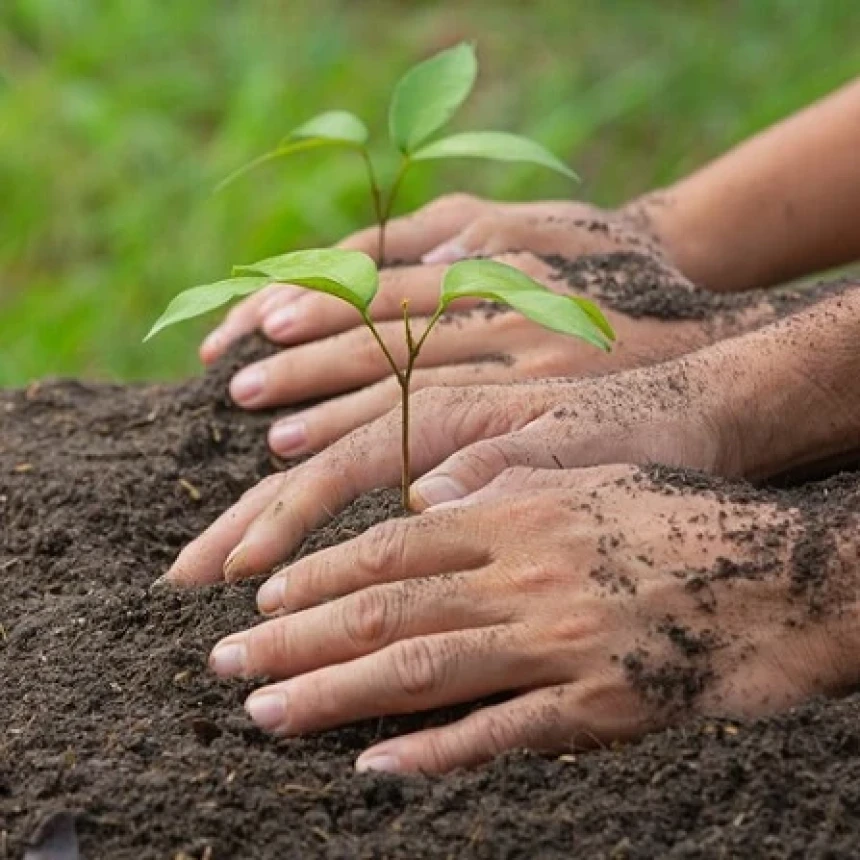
[
  {"xmin": 399, "ymin": 373, "xmax": 411, "ymax": 510},
  {"xmin": 361, "ymin": 313, "xmax": 403, "ymax": 385}
]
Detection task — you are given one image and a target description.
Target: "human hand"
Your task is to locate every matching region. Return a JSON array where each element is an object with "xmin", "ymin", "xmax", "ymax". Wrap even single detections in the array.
[
  {"xmin": 206, "ymin": 465, "xmax": 858, "ymax": 774},
  {"xmin": 165, "ymin": 361, "xmax": 732, "ymax": 587},
  {"xmin": 198, "ymin": 248, "xmax": 712, "ymax": 458},
  {"xmin": 199, "ymin": 192, "xmax": 673, "ymax": 366}
]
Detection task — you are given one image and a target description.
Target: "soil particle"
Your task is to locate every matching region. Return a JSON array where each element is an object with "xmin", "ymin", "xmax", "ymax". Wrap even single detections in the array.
[{"xmin": 3, "ymin": 339, "xmax": 860, "ymax": 857}]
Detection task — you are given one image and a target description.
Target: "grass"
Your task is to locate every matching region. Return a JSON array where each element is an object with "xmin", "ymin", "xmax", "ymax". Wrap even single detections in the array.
[{"xmin": 0, "ymin": 0, "xmax": 856, "ymax": 386}]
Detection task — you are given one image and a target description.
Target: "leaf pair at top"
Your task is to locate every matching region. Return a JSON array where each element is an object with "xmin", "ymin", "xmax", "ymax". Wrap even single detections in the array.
[
  {"xmin": 145, "ymin": 248, "xmax": 614, "ymax": 352},
  {"xmin": 218, "ymin": 42, "xmax": 577, "ymax": 191}
]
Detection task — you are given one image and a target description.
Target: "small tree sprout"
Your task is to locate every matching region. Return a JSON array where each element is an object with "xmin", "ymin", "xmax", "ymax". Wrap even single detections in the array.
[
  {"xmin": 211, "ymin": 42, "xmax": 577, "ymax": 265},
  {"xmin": 147, "ymin": 249, "xmax": 614, "ymax": 508}
]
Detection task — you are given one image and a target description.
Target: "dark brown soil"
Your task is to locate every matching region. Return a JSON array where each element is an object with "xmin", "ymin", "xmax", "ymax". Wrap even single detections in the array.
[
  {"xmin": 542, "ymin": 250, "xmax": 859, "ymax": 325},
  {"xmin": 3, "ymin": 340, "xmax": 860, "ymax": 859}
]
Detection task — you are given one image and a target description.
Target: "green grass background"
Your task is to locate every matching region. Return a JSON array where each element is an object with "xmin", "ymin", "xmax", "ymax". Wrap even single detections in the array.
[{"xmin": 0, "ymin": 0, "xmax": 856, "ymax": 385}]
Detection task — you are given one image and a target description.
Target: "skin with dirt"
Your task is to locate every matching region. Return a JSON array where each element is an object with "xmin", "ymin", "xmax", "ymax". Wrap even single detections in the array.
[{"xmin": 3, "ymin": 275, "xmax": 860, "ymax": 857}]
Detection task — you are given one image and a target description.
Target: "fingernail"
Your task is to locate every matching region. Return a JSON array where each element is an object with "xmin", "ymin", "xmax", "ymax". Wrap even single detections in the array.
[
  {"xmin": 410, "ymin": 476, "xmax": 468, "ymax": 509},
  {"xmin": 269, "ymin": 420, "xmax": 307, "ymax": 456},
  {"xmin": 422, "ymin": 241, "xmax": 466, "ymax": 265},
  {"xmin": 355, "ymin": 753, "xmax": 401, "ymax": 773},
  {"xmin": 230, "ymin": 367, "xmax": 265, "ymax": 404},
  {"xmin": 257, "ymin": 576, "xmax": 285, "ymax": 614},
  {"xmin": 223, "ymin": 544, "xmax": 248, "ymax": 582},
  {"xmin": 246, "ymin": 692, "xmax": 287, "ymax": 731},
  {"xmin": 210, "ymin": 641, "xmax": 247, "ymax": 677},
  {"xmin": 201, "ymin": 330, "xmax": 224, "ymax": 359},
  {"xmin": 263, "ymin": 304, "xmax": 298, "ymax": 339}
]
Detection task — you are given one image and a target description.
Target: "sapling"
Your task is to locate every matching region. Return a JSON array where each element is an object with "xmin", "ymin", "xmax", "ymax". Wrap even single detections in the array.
[
  {"xmin": 145, "ymin": 44, "xmax": 616, "ymax": 508},
  {"xmin": 213, "ymin": 42, "xmax": 579, "ymax": 266}
]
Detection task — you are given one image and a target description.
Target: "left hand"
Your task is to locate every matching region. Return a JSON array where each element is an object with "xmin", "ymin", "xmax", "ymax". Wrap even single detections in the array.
[
  {"xmin": 207, "ymin": 466, "xmax": 857, "ymax": 774},
  {"xmin": 206, "ymin": 252, "xmax": 712, "ymax": 458}
]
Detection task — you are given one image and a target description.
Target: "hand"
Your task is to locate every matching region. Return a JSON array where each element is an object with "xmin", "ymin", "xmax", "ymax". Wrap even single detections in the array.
[
  {"xmin": 199, "ymin": 192, "xmax": 675, "ymax": 366},
  {"xmin": 198, "ymin": 251, "xmax": 715, "ymax": 458},
  {"xmin": 166, "ymin": 362, "xmax": 732, "ymax": 586},
  {"xmin": 206, "ymin": 465, "xmax": 858, "ymax": 774}
]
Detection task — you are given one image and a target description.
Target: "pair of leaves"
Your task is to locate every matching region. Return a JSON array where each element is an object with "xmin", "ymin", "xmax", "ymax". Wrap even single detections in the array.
[
  {"xmin": 219, "ymin": 42, "xmax": 577, "ymax": 189},
  {"xmin": 389, "ymin": 44, "xmax": 576, "ymax": 178},
  {"xmin": 146, "ymin": 249, "xmax": 613, "ymax": 353}
]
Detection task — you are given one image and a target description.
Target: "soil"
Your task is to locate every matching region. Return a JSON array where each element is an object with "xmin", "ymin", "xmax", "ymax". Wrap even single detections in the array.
[
  {"xmin": 3, "ymin": 334, "xmax": 860, "ymax": 858},
  {"xmin": 542, "ymin": 251, "xmax": 859, "ymax": 325}
]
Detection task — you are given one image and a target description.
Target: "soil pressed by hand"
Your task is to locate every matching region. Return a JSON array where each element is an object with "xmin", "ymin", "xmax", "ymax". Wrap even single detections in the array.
[{"xmin": 2, "ymin": 336, "xmax": 860, "ymax": 859}]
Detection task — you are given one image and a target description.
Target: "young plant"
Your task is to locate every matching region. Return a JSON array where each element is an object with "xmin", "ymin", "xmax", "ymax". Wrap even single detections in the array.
[
  {"xmin": 146, "ymin": 249, "xmax": 614, "ymax": 508},
  {"xmin": 214, "ymin": 42, "xmax": 578, "ymax": 265},
  {"xmin": 145, "ymin": 44, "xmax": 616, "ymax": 508}
]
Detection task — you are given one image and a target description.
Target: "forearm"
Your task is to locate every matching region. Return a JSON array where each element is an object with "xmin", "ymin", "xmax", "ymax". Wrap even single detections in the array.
[
  {"xmin": 699, "ymin": 284, "xmax": 860, "ymax": 478},
  {"xmin": 629, "ymin": 77, "xmax": 860, "ymax": 293}
]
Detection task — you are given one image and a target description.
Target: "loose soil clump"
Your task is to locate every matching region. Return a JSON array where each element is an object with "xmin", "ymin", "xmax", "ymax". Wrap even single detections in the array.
[{"xmin": 3, "ymin": 329, "xmax": 860, "ymax": 857}]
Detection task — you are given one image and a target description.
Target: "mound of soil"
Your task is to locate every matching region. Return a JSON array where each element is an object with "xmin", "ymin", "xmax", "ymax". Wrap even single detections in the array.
[{"xmin": 3, "ymin": 338, "xmax": 860, "ymax": 859}]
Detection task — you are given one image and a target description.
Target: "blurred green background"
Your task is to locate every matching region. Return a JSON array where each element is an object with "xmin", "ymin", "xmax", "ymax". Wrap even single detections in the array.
[{"xmin": 0, "ymin": 0, "xmax": 856, "ymax": 386}]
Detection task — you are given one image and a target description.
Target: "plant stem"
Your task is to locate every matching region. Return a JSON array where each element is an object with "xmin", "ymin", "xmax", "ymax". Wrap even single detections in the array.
[
  {"xmin": 399, "ymin": 372, "xmax": 411, "ymax": 510},
  {"xmin": 377, "ymin": 158, "xmax": 410, "ymax": 268},
  {"xmin": 360, "ymin": 150, "xmax": 385, "ymax": 262}
]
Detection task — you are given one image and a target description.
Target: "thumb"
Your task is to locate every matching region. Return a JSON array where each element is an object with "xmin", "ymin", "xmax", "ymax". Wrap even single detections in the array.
[
  {"xmin": 421, "ymin": 212, "xmax": 541, "ymax": 265},
  {"xmin": 409, "ymin": 430, "xmax": 553, "ymax": 510}
]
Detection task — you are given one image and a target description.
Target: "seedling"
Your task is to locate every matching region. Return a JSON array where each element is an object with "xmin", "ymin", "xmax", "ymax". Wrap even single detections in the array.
[
  {"xmin": 215, "ymin": 42, "xmax": 579, "ymax": 266},
  {"xmin": 146, "ymin": 45, "xmax": 616, "ymax": 508}
]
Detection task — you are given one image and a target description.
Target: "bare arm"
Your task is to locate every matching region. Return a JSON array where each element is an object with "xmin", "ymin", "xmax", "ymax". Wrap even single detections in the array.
[{"xmin": 638, "ymin": 76, "xmax": 860, "ymax": 292}]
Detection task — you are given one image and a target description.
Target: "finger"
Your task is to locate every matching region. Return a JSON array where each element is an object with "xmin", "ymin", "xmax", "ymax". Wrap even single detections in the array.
[
  {"xmin": 214, "ymin": 564, "xmax": 505, "ymax": 680},
  {"xmin": 199, "ymin": 283, "xmax": 298, "ymax": 364},
  {"xmin": 221, "ymin": 385, "xmax": 548, "ymax": 581},
  {"xmin": 229, "ymin": 310, "xmax": 508, "ymax": 410},
  {"xmin": 422, "ymin": 213, "xmax": 652, "ymax": 266},
  {"xmin": 260, "ymin": 263, "xmax": 464, "ymax": 345},
  {"xmin": 256, "ymin": 506, "xmax": 492, "ymax": 614},
  {"xmin": 266, "ymin": 360, "xmax": 522, "ymax": 458},
  {"xmin": 163, "ymin": 474, "xmax": 284, "ymax": 585},
  {"xmin": 337, "ymin": 194, "xmax": 488, "ymax": 263},
  {"xmin": 354, "ymin": 685, "xmax": 593, "ymax": 774},
  {"xmin": 439, "ymin": 464, "xmax": 640, "ymax": 509},
  {"xmin": 241, "ymin": 625, "xmax": 538, "ymax": 736},
  {"xmin": 409, "ymin": 426, "xmax": 560, "ymax": 510}
]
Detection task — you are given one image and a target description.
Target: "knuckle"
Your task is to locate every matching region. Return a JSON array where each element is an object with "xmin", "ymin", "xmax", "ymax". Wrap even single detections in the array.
[
  {"xmin": 341, "ymin": 585, "xmax": 401, "ymax": 648},
  {"xmin": 248, "ymin": 622, "xmax": 286, "ymax": 670},
  {"xmin": 492, "ymin": 466, "xmax": 544, "ymax": 490},
  {"xmin": 478, "ymin": 711, "xmax": 519, "ymax": 756},
  {"xmin": 356, "ymin": 520, "xmax": 406, "ymax": 579},
  {"xmin": 389, "ymin": 637, "xmax": 445, "ymax": 697},
  {"xmin": 460, "ymin": 437, "xmax": 521, "ymax": 477}
]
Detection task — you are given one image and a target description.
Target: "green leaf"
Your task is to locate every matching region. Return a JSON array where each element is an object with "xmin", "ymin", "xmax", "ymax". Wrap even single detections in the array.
[
  {"xmin": 412, "ymin": 131, "xmax": 578, "ymax": 180},
  {"xmin": 388, "ymin": 42, "xmax": 478, "ymax": 154},
  {"xmin": 144, "ymin": 276, "xmax": 269, "ymax": 341},
  {"xmin": 216, "ymin": 110, "xmax": 367, "ymax": 192},
  {"xmin": 234, "ymin": 248, "xmax": 378, "ymax": 311},
  {"xmin": 284, "ymin": 109, "xmax": 369, "ymax": 146},
  {"xmin": 441, "ymin": 259, "xmax": 613, "ymax": 351}
]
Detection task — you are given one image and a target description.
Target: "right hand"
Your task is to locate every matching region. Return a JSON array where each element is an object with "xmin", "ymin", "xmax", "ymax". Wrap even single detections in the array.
[
  {"xmin": 165, "ymin": 357, "xmax": 736, "ymax": 587},
  {"xmin": 199, "ymin": 192, "xmax": 673, "ymax": 364}
]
